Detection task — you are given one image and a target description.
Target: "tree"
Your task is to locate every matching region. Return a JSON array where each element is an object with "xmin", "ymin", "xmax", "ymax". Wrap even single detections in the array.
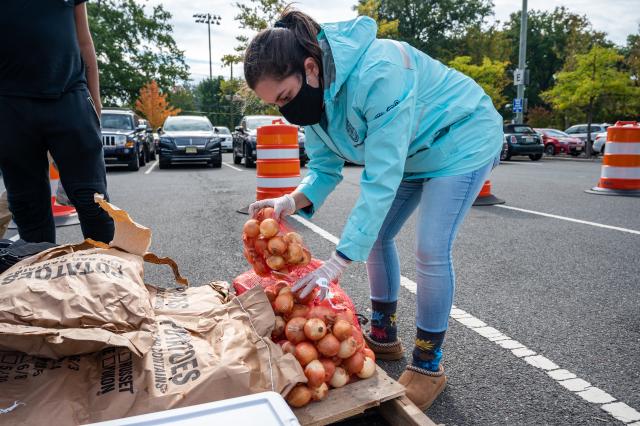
[
  {"xmin": 87, "ymin": 0, "xmax": 189, "ymax": 105},
  {"xmin": 354, "ymin": 0, "xmax": 399, "ymax": 39},
  {"xmin": 168, "ymin": 84, "xmax": 196, "ymax": 113},
  {"xmin": 541, "ymin": 46, "xmax": 640, "ymax": 155},
  {"xmin": 374, "ymin": 0, "xmax": 494, "ymax": 59},
  {"xmin": 448, "ymin": 56, "xmax": 510, "ymax": 109},
  {"xmin": 237, "ymin": 81, "xmax": 280, "ymax": 116},
  {"xmin": 233, "ymin": 0, "xmax": 287, "ymax": 53},
  {"xmin": 135, "ymin": 80, "xmax": 181, "ymax": 129}
]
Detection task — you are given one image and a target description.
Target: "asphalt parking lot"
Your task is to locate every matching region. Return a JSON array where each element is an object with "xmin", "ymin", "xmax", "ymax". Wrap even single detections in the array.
[{"xmin": 3, "ymin": 154, "xmax": 639, "ymax": 425}]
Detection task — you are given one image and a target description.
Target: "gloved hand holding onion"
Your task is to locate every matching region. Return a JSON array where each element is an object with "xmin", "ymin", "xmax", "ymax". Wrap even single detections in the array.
[{"xmin": 265, "ymin": 281, "xmax": 376, "ymax": 408}]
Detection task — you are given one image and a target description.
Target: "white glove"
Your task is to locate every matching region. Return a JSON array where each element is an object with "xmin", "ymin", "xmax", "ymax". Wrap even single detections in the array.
[
  {"xmin": 292, "ymin": 252, "xmax": 350, "ymax": 301},
  {"xmin": 249, "ymin": 194, "xmax": 296, "ymax": 220}
]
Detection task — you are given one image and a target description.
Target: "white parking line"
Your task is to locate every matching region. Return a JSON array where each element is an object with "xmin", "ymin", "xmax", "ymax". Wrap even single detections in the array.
[
  {"xmin": 495, "ymin": 205, "xmax": 640, "ymax": 235},
  {"xmin": 144, "ymin": 160, "xmax": 158, "ymax": 175},
  {"xmin": 223, "ymin": 162, "xmax": 243, "ymax": 172},
  {"xmin": 289, "ymin": 213, "xmax": 640, "ymax": 423}
]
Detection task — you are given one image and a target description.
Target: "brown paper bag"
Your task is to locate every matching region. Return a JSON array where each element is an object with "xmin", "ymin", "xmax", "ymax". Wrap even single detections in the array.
[
  {"xmin": 0, "ymin": 196, "xmax": 187, "ymax": 358},
  {"xmin": 0, "ymin": 286, "xmax": 305, "ymax": 425}
]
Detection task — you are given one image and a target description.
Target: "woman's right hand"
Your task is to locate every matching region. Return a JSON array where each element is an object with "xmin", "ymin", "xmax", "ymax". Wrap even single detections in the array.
[{"xmin": 249, "ymin": 194, "xmax": 297, "ymax": 220}]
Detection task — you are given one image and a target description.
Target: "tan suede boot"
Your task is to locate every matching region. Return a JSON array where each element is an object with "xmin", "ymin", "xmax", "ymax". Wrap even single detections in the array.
[
  {"xmin": 363, "ymin": 332, "xmax": 404, "ymax": 360},
  {"xmin": 398, "ymin": 365, "xmax": 447, "ymax": 410}
]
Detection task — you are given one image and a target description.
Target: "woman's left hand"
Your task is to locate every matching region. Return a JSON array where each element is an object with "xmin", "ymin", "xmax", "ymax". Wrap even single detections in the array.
[{"xmin": 292, "ymin": 252, "xmax": 350, "ymax": 301}]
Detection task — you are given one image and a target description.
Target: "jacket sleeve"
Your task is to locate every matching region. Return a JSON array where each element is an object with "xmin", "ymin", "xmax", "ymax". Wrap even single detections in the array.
[
  {"xmin": 337, "ymin": 60, "xmax": 415, "ymax": 261},
  {"xmin": 295, "ymin": 126, "xmax": 345, "ymax": 219}
]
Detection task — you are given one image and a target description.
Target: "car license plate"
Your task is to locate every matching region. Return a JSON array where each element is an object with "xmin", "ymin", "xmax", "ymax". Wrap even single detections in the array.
[
  {"xmin": 185, "ymin": 147, "xmax": 197, "ymax": 154},
  {"xmin": 524, "ymin": 137, "xmax": 533, "ymax": 142},
  {"xmin": 576, "ymin": 146, "xmax": 582, "ymax": 151}
]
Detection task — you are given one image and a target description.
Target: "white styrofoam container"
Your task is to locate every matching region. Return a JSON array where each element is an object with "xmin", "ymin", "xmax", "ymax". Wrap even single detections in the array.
[{"xmin": 86, "ymin": 391, "xmax": 299, "ymax": 426}]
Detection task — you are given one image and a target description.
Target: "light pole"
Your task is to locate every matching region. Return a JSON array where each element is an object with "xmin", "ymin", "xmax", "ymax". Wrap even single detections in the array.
[
  {"xmin": 515, "ymin": 0, "xmax": 528, "ymax": 124},
  {"xmin": 193, "ymin": 13, "xmax": 222, "ymax": 80}
]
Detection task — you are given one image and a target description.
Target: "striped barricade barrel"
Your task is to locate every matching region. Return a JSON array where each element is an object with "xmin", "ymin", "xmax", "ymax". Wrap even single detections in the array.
[
  {"xmin": 587, "ymin": 121, "xmax": 640, "ymax": 197},
  {"xmin": 256, "ymin": 119, "xmax": 301, "ymax": 200}
]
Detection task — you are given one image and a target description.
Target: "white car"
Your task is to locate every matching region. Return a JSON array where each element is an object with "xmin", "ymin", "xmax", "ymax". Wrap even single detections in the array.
[
  {"xmin": 593, "ymin": 132, "xmax": 607, "ymax": 154},
  {"xmin": 214, "ymin": 126, "xmax": 233, "ymax": 152}
]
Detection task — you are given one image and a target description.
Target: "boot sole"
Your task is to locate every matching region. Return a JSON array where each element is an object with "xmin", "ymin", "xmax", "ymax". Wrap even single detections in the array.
[{"xmin": 415, "ymin": 376, "xmax": 447, "ymax": 411}]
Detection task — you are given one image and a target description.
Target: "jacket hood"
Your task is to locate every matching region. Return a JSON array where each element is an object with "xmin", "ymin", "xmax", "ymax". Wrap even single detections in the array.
[{"xmin": 320, "ymin": 16, "xmax": 377, "ymax": 100}]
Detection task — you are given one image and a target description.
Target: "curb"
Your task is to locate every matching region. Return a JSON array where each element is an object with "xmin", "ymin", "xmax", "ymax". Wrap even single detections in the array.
[{"xmin": 541, "ymin": 156, "xmax": 602, "ymax": 163}]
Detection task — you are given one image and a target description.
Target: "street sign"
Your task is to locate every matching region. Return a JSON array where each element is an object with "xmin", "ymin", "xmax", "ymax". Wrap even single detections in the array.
[
  {"xmin": 513, "ymin": 69, "xmax": 525, "ymax": 85},
  {"xmin": 513, "ymin": 98, "xmax": 523, "ymax": 113}
]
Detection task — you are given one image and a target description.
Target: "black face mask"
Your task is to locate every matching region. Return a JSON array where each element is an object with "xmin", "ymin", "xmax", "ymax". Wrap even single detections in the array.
[{"xmin": 279, "ymin": 74, "xmax": 323, "ymax": 126}]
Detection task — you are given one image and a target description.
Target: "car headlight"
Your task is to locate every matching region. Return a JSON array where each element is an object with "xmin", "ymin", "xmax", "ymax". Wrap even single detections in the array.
[
  {"xmin": 160, "ymin": 137, "xmax": 174, "ymax": 146},
  {"xmin": 124, "ymin": 137, "xmax": 135, "ymax": 148},
  {"xmin": 116, "ymin": 135, "xmax": 126, "ymax": 145}
]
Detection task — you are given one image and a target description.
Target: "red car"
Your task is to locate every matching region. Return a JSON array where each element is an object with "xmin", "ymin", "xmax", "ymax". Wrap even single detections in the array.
[{"xmin": 535, "ymin": 128, "xmax": 584, "ymax": 156}]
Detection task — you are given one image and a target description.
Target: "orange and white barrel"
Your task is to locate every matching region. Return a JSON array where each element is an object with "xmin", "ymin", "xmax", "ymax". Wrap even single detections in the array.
[
  {"xmin": 588, "ymin": 121, "xmax": 640, "ymax": 196},
  {"xmin": 256, "ymin": 119, "xmax": 301, "ymax": 200},
  {"xmin": 473, "ymin": 180, "xmax": 505, "ymax": 206}
]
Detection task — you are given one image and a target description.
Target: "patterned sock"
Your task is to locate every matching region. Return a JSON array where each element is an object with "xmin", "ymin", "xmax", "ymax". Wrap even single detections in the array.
[
  {"xmin": 412, "ymin": 328, "xmax": 445, "ymax": 372},
  {"xmin": 369, "ymin": 300, "xmax": 398, "ymax": 343}
]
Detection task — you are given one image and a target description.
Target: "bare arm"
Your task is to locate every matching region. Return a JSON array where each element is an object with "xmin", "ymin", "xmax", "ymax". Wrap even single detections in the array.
[{"xmin": 75, "ymin": 3, "xmax": 101, "ymax": 115}]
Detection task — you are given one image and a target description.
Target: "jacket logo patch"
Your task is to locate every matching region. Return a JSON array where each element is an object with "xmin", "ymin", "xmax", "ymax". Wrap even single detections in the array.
[
  {"xmin": 346, "ymin": 119, "xmax": 361, "ymax": 146},
  {"xmin": 374, "ymin": 100, "xmax": 400, "ymax": 119}
]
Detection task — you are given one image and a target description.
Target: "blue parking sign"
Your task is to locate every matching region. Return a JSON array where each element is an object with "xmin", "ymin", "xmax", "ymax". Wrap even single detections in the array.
[{"xmin": 513, "ymin": 98, "xmax": 523, "ymax": 113}]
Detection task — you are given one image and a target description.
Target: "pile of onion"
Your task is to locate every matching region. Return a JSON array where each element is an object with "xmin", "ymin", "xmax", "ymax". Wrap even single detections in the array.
[
  {"xmin": 242, "ymin": 208, "xmax": 311, "ymax": 276},
  {"xmin": 267, "ymin": 283, "xmax": 376, "ymax": 408}
]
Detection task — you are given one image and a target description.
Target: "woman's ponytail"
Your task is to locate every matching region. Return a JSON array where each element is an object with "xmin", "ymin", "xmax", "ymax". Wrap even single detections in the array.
[{"xmin": 244, "ymin": 6, "xmax": 323, "ymax": 89}]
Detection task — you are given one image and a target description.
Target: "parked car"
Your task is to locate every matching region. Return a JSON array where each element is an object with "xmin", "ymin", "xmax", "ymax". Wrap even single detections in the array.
[
  {"xmin": 214, "ymin": 126, "xmax": 233, "ymax": 152},
  {"xmin": 233, "ymin": 115, "xmax": 307, "ymax": 168},
  {"xmin": 500, "ymin": 136, "xmax": 509, "ymax": 161},
  {"xmin": 593, "ymin": 132, "xmax": 607, "ymax": 154},
  {"xmin": 565, "ymin": 123, "xmax": 611, "ymax": 145},
  {"xmin": 502, "ymin": 124, "xmax": 544, "ymax": 161},
  {"xmin": 158, "ymin": 115, "xmax": 222, "ymax": 169},
  {"xmin": 100, "ymin": 109, "xmax": 155, "ymax": 171},
  {"xmin": 534, "ymin": 128, "xmax": 584, "ymax": 156}
]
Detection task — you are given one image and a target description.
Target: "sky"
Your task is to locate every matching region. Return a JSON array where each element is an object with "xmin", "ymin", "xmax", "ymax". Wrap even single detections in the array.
[{"xmin": 143, "ymin": 0, "xmax": 640, "ymax": 83}]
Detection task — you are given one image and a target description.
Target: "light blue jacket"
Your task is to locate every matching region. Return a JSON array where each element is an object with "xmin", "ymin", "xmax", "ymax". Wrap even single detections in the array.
[{"xmin": 296, "ymin": 17, "xmax": 503, "ymax": 262}]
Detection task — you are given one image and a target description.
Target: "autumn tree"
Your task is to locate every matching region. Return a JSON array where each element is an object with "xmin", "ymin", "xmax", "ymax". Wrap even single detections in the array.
[
  {"xmin": 448, "ymin": 56, "xmax": 510, "ymax": 109},
  {"xmin": 135, "ymin": 80, "xmax": 181, "ymax": 130}
]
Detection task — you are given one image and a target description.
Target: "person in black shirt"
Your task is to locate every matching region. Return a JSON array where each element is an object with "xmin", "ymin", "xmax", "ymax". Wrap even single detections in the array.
[{"xmin": 0, "ymin": 0, "xmax": 114, "ymax": 243}]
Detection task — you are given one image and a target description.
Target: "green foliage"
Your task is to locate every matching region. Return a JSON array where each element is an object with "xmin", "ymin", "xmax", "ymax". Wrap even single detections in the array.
[
  {"xmin": 354, "ymin": 0, "xmax": 399, "ymax": 39},
  {"xmin": 87, "ymin": 0, "xmax": 189, "ymax": 105},
  {"xmin": 448, "ymin": 56, "xmax": 510, "ymax": 109},
  {"xmin": 526, "ymin": 106, "xmax": 561, "ymax": 128},
  {"xmin": 233, "ymin": 0, "xmax": 287, "ymax": 53},
  {"xmin": 541, "ymin": 46, "xmax": 640, "ymax": 119},
  {"xmin": 168, "ymin": 84, "xmax": 196, "ymax": 112}
]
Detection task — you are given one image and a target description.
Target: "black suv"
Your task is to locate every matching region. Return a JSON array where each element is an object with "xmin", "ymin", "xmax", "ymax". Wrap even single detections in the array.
[
  {"xmin": 232, "ymin": 115, "xmax": 307, "ymax": 168},
  {"xmin": 100, "ymin": 109, "xmax": 155, "ymax": 171},
  {"xmin": 502, "ymin": 124, "xmax": 544, "ymax": 161}
]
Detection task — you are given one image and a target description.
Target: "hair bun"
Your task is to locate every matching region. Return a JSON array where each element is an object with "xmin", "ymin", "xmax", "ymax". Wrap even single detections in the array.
[{"xmin": 273, "ymin": 19, "xmax": 288, "ymax": 29}]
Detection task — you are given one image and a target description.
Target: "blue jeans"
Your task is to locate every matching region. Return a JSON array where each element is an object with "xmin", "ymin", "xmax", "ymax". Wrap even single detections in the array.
[{"xmin": 366, "ymin": 155, "xmax": 499, "ymax": 333}]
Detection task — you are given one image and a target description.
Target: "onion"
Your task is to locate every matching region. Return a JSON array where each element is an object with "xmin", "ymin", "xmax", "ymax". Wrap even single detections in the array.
[
  {"xmin": 357, "ymin": 356, "xmax": 376, "ymax": 379},
  {"xmin": 266, "ymin": 255, "xmax": 285, "ymax": 270},
  {"xmin": 363, "ymin": 347, "xmax": 376, "ymax": 362},
  {"xmin": 284, "ymin": 243, "xmax": 304, "ymax": 264},
  {"xmin": 260, "ymin": 207, "xmax": 275, "ymax": 220},
  {"xmin": 272, "ymin": 316, "xmax": 286, "ymax": 339},
  {"xmin": 268, "ymin": 236, "xmax": 287, "ymax": 256},
  {"xmin": 304, "ymin": 318, "xmax": 327, "ymax": 341},
  {"xmin": 352, "ymin": 326, "xmax": 365, "ymax": 350},
  {"xmin": 308, "ymin": 306, "xmax": 336, "ymax": 325},
  {"xmin": 304, "ymin": 359, "xmax": 326, "ymax": 388},
  {"xmin": 254, "ymin": 238, "xmax": 268, "ymax": 256},
  {"xmin": 300, "ymin": 249, "xmax": 311, "ymax": 266},
  {"xmin": 242, "ymin": 248, "xmax": 254, "ymax": 264},
  {"xmin": 316, "ymin": 334, "xmax": 340, "ymax": 357},
  {"xmin": 343, "ymin": 351, "xmax": 365, "ymax": 375},
  {"xmin": 285, "ymin": 317, "xmax": 307, "ymax": 344},
  {"xmin": 290, "ymin": 304, "xmax": 310, "ymax": 319},
  {"xmin": 260, "ymin": 218, "xmax": 279, "ymax": 238},
  {"xmin": 264, "ymin": 288, "xmax": 277, "ymax": 303},
  {"xmin": 332, "ymin": 320, "xmax": 352, "ymax": 341},
  {"xmin": 295, "ymin": 287, "xmax": 318, "ymax": 305},
  {"xmin": 295, "ymin": 342, "xmax": 318, "ymax": 367},
  {"xmin": 337, "ymin": 337, "xmax": 358, "ymax": 359},
  {"xmin": 253, "ymin": 259, "xmax": 268, "ymax": 276},
  {"xmin": 335, "ymin": 308, "xmax": 355, "ymax": 325},
  {"xmin": 331, "ymin": 356, "xmax": 342, "ymax": 366},
  {"xmin": 274, "ymin": 292, "xmax": 294, "ymax": 315},
  {"xmin": 310, "ymin": 382, "xmax": 329, "ymax": 401},
  {"xmin": 329, "ymin": 367, "xmax": 349, "ymax": 388},
  {"xmin": 286, "ymin": 384, "xmax": 312, "ymax": 408},
  {"xmin": 243, "ymin": 219, "xmax": 260, "ymax": 238},
  {"xmin": 280, "ymin": 341, "xmax": 295, "ymax": 355},
  {"xmin": 284, "ymin": 232, "xmax": 303, "ymax": 245},
  {"xmin": 273, "ymin": 281, "xmax": 289, "ymax": 294},
  {"xmin": 319, "ymin": 358, "xmax": 336, "ymax": 383}
]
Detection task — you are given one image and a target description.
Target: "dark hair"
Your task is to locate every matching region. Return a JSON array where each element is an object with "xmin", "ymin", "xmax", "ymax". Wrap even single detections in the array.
[{"xmin": 244, "ymin": 7, "xmax": 322, "ymax": 89}]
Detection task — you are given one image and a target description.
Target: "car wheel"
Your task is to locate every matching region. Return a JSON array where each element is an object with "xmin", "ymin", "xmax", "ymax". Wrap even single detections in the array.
[
  {"xmin": 128, "ymin": 153, "xmax": 140, "ymax": 171},
  {"xmin": 149, "ymin": 145, "xmax": 156, "ymax": 161},
  {"xmin": 138, "ymin": 146, "xmax": 146, "ymax": 167},
  {"xmin": 544, "ymin": 144, "xmax": 555, "ymax": 156},
  {"xmin": 158, "ymin": 157, "xmax": 169, "ymax": 169},
  {"xmin": 211, "ymin": 155, "xmax": 222, "ymax": 168},
  {"xmin": 233, "ymin": 148, "xmax": 242, "ymax": 165},
  {"xmin": 244, "ymin": 146, "xmax": 255, "ymax": 168},
  {"xmin": 601, "ymin": 144, "xmax": 606, "ymax": 155},
  {"xmin": 570, "ymin": 151, "xmax": 581, "ymax": 157},
  {"xmin": 529, "ymin": 154, "xmax": 543, "ymax": 161}
]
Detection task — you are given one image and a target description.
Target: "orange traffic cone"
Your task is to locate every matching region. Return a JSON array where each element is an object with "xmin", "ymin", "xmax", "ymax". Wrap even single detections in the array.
[
  {"xmin": 473, "ymin": 180, "xmax": 505, "ymax": 206},
  {"xmin": 586, "ymin": 121, "xmax": 640, "ymax": 197},
  {"xmin": 9, "ymin": 163, "xmax": 80, "ymax": 230}
]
